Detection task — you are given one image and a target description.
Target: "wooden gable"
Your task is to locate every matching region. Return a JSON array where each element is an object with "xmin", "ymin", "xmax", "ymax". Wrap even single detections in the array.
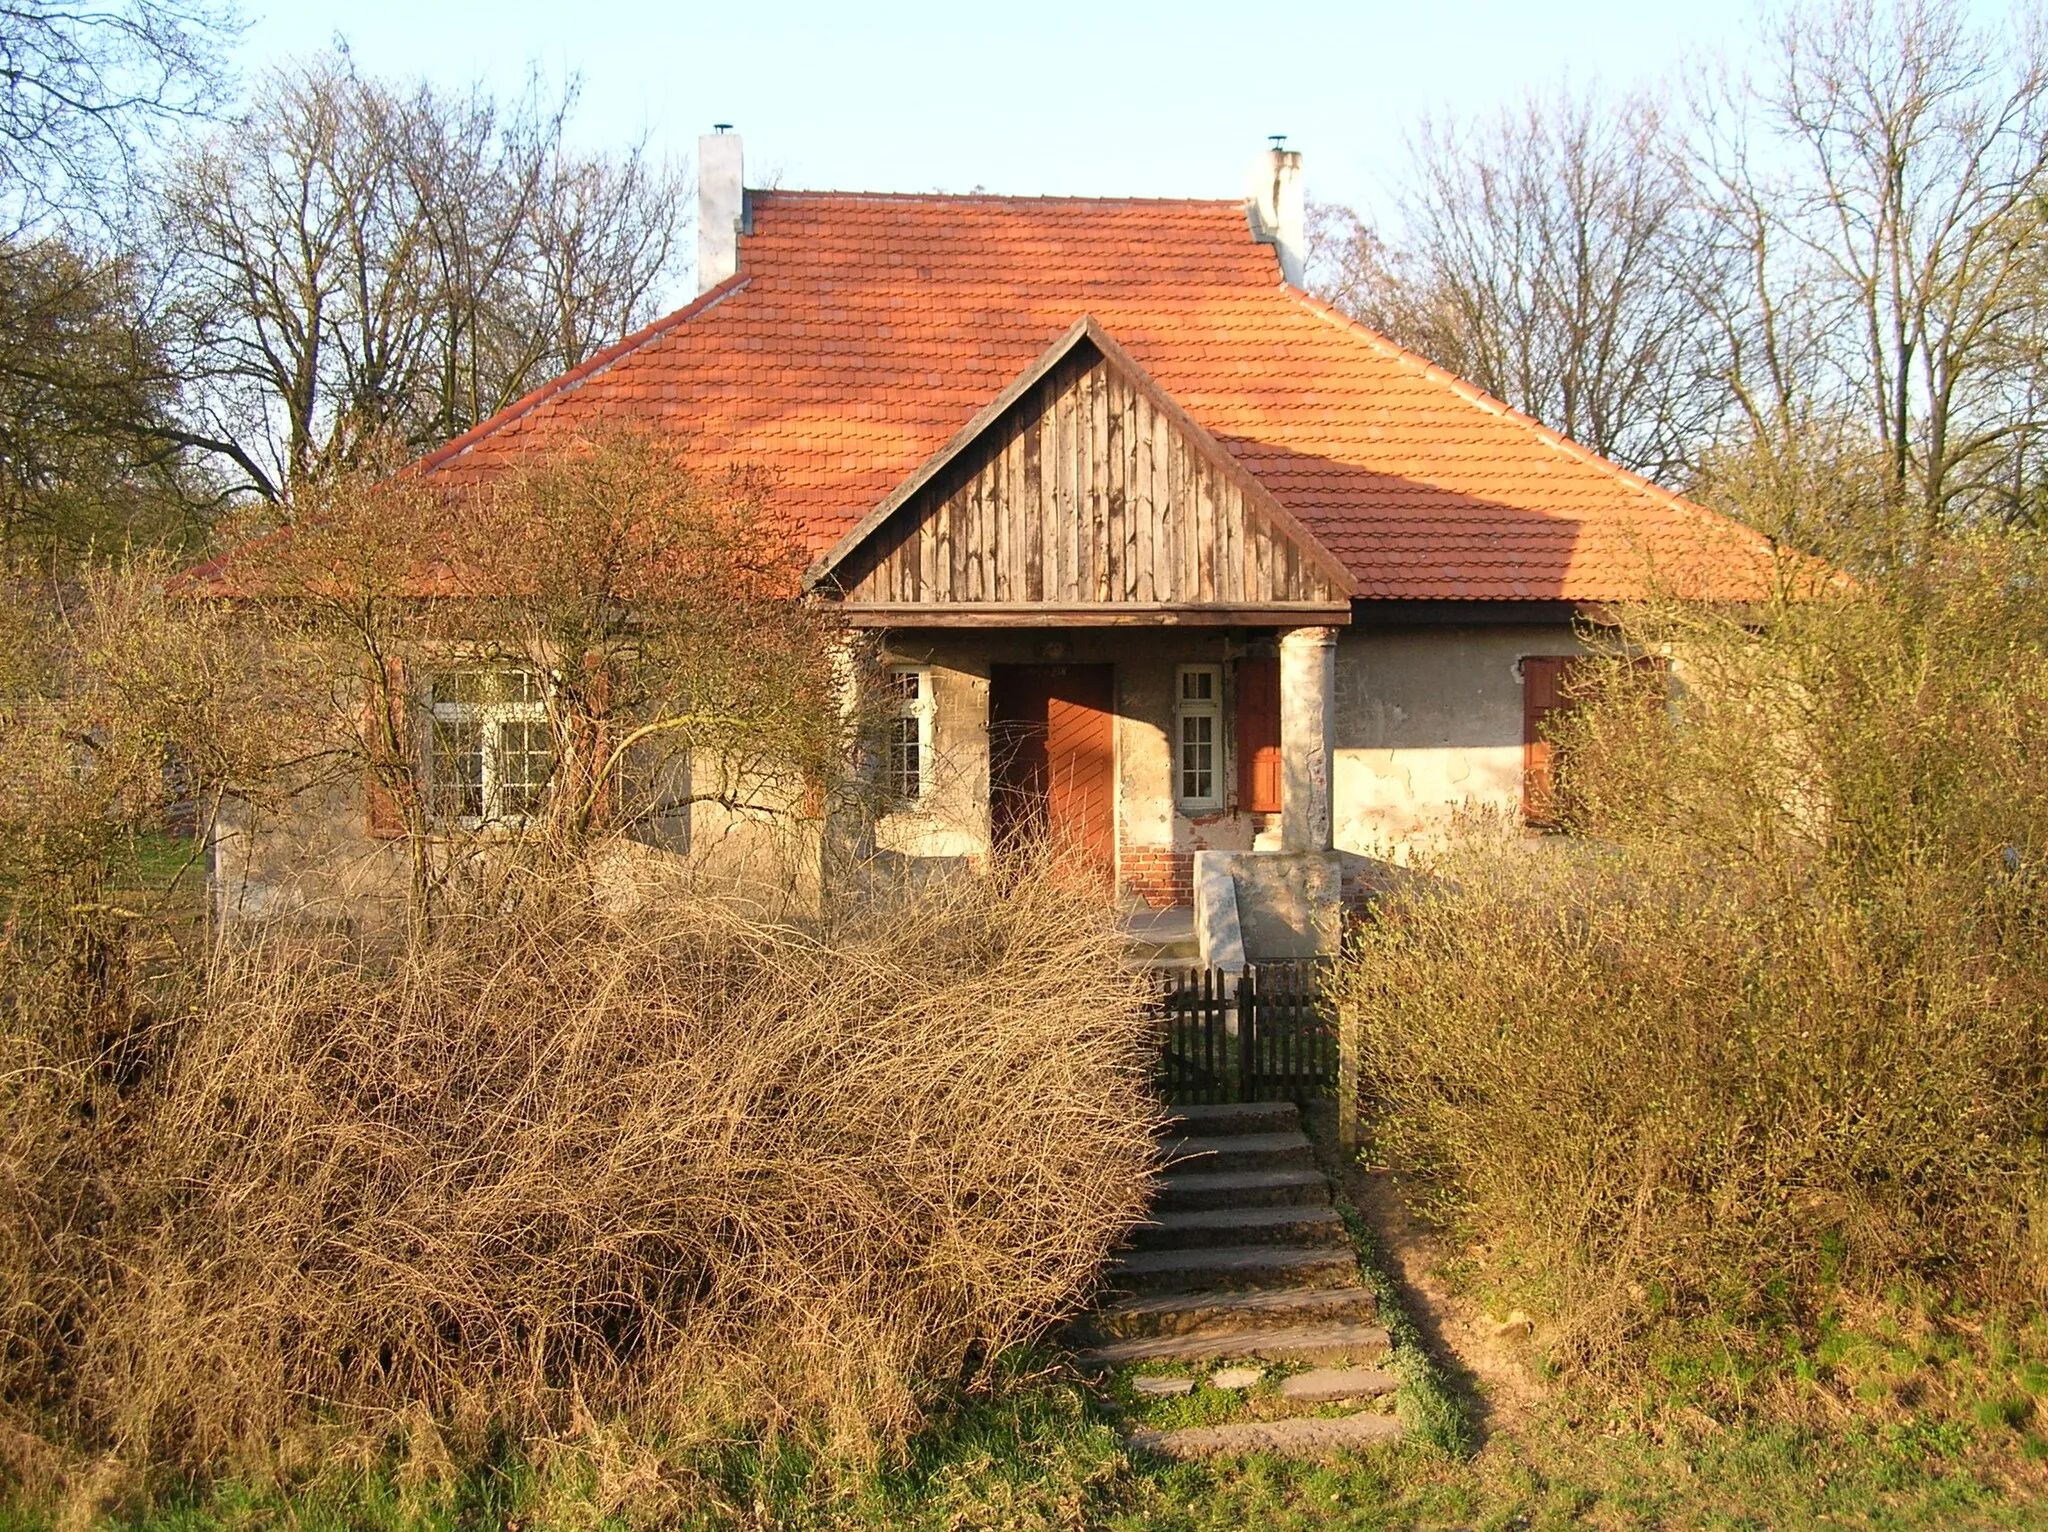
[{"xmin": 808, "ymin": 319, "xmax": 1355, "ymax": 626}]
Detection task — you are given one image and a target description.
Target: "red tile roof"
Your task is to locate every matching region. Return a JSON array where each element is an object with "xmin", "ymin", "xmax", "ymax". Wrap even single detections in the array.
[{"xmin": 418, "ymin": 191, "xmax": 1779, "ymax": 603}]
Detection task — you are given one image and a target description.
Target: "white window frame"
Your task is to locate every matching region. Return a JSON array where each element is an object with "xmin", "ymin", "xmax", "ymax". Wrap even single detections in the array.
[
  {"xmin": 426, "ymin": 666, "xmax": 554, "ymax": 829},
  {"xmin": 884, "ymin": 664, "xmax": 935, "ymax": 807},
  {"xmin": 1174, "ymin": 664, "xmax": 1224, "ymax": 812}
]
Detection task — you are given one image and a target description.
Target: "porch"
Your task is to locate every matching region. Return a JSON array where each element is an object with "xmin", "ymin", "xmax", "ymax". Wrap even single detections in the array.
[{"xmin": 867, "ymin": 624, "xmax": 1344, "ymax": 920}]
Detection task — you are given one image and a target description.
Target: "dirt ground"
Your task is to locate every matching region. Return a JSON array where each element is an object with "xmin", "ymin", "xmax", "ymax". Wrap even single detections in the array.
[{"xmin": 1339, "ymin": 1158, "xmax": 1547, "ymax": 1441}]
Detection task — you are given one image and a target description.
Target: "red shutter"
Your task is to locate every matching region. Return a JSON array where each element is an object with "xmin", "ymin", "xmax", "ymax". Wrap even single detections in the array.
[
  {"xmin": 364, "ymin": 656, "xmax": 412, "ymax": 839},
  {"xmin": 1236, "ymin": 657, "xmax": 1282, "ymax": 814},
  {"xmin": 1521, "ymin": 655, "xmax": 1579, "ymax": 827}
]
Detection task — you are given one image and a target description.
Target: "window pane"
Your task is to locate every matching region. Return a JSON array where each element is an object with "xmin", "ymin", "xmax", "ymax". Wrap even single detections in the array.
[
  {"xmin": 889, "ymin": 668, "xmax": 921, "ymax": 705},
  {"xmin": 887, "ymin": 715, "xmax": 921, "ymax": 801},
  {"xmin": 431, "ymin": 718, "xmax": 485, "ymax": 819},
  {"xmin": 498, "ymin": 719, "xmax": 554, "ymax": 817},
  {"xmin": 431, "ymin": 668, "xmax": 543, "ymax": 708},
  {"xmin": 431, "ymin": 670, "xmax": 490, "ymax": 707},
  {"xmin": 1179, "ymin": 713, "xmax": 1214, "ymax": 802},
  {"xmin": 1181, "ymin": 668, "xmax": 1215, "ymax": 702}
]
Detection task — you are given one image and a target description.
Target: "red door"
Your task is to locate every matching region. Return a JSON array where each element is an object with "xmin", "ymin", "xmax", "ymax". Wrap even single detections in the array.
[{"xmin": 989, "ymin": 664, "xmax": 1115, "ymax": 893}]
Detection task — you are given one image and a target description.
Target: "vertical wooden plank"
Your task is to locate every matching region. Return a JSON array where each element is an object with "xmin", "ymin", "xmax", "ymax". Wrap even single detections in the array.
[
  {"xmin": 1022, "ymin": 410, "xmax": 1043, "ymax": 603},
  {"xmin": 1106, "ymin": 371, "xmax": 1126, "ymax": 603},
  {"xmin": 1220, "ymin": 482, "xmax": 1240, "ymax": 603},
  {"xmin": 1065, "ymin": 365, "xmax": 1082, "ymax": 604},
  {"xmin": 1245, "ymin": 507, "xmax": 1261, "ymax": 606},
  {"xmin": 917, "ymin": 498, "xmax": 934, "ymax": 599},
  {"xmin": 1158, "ymin": 411, "xmax": 1179, "ymax": 604},
  {"xmin": 1238, "ymin": 968, "xmax": 1255, "ymax": 1103},
  {"xmin": 1196, "ymin": 458, "xmax": 1216, "ymax": 602},
  {"xmin": 1135, "ymin": 393, "xmax": 1155, "ymax": 604},
  {"xmin": 987, "ymin": 433, "xmax": 1005, "ymax": 602},
  {"xmin": 1081, "ymin": 358, "xmax": 1097, "ymax": 598},
  {"xmin": 1130, "ymin": 383, "xmax": 1146, "ymax": 598}
]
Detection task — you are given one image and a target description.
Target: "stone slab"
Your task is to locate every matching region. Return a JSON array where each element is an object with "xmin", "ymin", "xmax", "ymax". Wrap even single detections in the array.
[
  {"xmin": 1277, "ymin": 1367, "xmax": 1399, "ymax": 1403},
  {"xmin": 1131, "ymin": 1375, "xmax": 1196, "ymax": 1397},
  {"xmin": 1079, "ymin": 1321, "xmax": 1392, "ymax": 1368},
  {"xmin": 1128, "ymin": 1410, "xmax": 1403, "ymax": 1459}
]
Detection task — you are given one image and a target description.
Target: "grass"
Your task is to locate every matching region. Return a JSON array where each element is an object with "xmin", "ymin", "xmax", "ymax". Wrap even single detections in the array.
[{"xmin": 10, "ymin": 1362, "xmax": 2046, "ymax": 1530}]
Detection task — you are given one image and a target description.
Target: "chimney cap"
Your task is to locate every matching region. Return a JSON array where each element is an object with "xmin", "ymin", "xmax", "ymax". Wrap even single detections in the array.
[
  {"xmin": 1268, "ymin": 134, "xmax": 1288, "ymax": 148},
  {"xmin": 713, "ymin": 122, "xmax": 734, "ymax": 133}
]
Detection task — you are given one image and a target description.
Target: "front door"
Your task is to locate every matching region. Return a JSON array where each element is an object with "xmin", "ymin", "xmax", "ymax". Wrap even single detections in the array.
[{"xmin": 989, "ymin": 664, "xmax": 1115, "ymax": 893}]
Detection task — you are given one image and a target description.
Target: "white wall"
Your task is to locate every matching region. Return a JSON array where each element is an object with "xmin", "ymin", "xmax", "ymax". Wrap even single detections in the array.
[{"xmin": 1333, "ymin": 624, "xmax": 1586, "ymax": 855}]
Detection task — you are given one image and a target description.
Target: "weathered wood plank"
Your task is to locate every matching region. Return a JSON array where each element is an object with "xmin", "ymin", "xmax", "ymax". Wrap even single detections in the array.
[
  {"xmin": 1135, "ymin": 391, "xmax": 1155, "ymax": 604},
  {"xmin": 837, "ymin": 337, "xmax": 1351, "ymax": 616}
]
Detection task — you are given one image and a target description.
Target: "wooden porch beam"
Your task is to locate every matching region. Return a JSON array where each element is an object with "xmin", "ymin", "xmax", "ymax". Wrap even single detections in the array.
[{"xmin": 841, "ymin": 602, "xmax": 1353, "ymax": 628}]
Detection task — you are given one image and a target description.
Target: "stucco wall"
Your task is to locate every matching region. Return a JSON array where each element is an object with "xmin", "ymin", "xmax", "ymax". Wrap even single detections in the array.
[
  {"xmin": 213, "ymin": 621, "xmax": 1594, "ymax": 928},
  {"xmin": 1333, "ymin": 623, "xmax": 1586, "ymax": 854}
]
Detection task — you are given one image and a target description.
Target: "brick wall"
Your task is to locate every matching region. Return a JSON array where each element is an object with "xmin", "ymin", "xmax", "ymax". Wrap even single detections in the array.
[{"xmin": 1120, "ymin": 844, "xmax": 1192, "ymax": 909}]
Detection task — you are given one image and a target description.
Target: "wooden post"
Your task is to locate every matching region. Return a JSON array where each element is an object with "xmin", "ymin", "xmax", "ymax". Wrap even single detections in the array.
[{"xmin": 1337, "ymin": 993, "xmax": 1361, "ymax": 1154}]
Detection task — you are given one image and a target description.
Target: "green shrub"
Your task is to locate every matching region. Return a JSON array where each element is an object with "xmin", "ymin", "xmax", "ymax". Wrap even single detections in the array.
[{"xmin": 1334, "ymin": 539, "xmax": 2048, "ymax": 1391}]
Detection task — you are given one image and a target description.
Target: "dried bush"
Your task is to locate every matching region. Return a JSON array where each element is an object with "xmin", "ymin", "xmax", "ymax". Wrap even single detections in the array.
[
  {"xmin": 1335, "ymin": 539, "xmax": 2048, "ymax": 1385},
  {"xmin": 15, "ymin": 861, "xmax": 1153, "ymax": 1482}
]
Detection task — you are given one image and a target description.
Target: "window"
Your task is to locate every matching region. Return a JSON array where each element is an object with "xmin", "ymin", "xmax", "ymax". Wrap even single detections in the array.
[
  {"xmin": 885, "ymin": 666, "xmax": 934, "ymax": 805},
  {"xmin": 1175, "ymin": 664, "xmax": 1223, "ymax": 810},
  {"xmin": 427, "ymin": 668, "xmax": 554, "ymax": 826}
]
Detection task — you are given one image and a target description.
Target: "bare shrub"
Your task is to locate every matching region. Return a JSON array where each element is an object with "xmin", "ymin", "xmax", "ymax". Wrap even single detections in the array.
[
  {"xmin": 48, "ymin": 861, "xmax": 1153, "ymax": 1477},
  {"xmin": 1336, "ymin": 540, "xmax": 2048, "ymax": 1390}
]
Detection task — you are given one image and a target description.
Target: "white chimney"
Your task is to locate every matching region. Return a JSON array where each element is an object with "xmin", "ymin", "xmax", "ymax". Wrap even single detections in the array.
[
  {"xmin": 1247, "ymin": 140, "xmax": 1305, "ymax": 287},
  {"xmin": 698, "ymin": 127, "xmax": 744, "ymax": 292}
]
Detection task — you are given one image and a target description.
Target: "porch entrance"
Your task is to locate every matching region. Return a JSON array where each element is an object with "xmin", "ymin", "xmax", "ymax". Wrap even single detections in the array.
[{"xmin": 988, "ymin": 663, "xmax": 1115, "ymax": 893}]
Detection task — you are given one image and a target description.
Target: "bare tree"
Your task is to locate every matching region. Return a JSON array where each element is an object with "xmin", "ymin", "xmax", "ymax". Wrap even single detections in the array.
[
  {"xmin": 0, "ymin": 0, "xmax": 236, "ymax": 230},
  {"xmin": 156, "ymin": 53, "xmax": 686, "ymax": 500},
  {"xmin": 1308, "ymin": 88, "xmax": 1720, "ymax": 484},
  {"xmin": 1692, "ymin": 0, "xmax": 2048, "ymax": 544}
]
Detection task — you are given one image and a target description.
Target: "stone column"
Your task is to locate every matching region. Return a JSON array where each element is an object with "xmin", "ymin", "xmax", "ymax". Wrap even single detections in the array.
[
  {"xmin": 822, "ymin": 631, "xmax": 881, "ymax": 884},
  {"xmin": 1278, "ymin": 626, "xmax": 1338, "ymax": 854}
]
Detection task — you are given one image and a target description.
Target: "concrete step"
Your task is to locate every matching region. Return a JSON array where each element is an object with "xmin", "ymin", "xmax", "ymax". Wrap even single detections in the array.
[
  {"xmin": 1084, "ymin": 1320, "xmax": 1393, "ymax": 1368},
  {"xmin": 1155, "ymin": 1168, "xmax": 1332, "ymax": 1212},
  {"xmin": 1278, "ymin": 1367, "xmax": 1400, "ymax": 1403},
  {"xmin": 1161, "ymin": 1100, "xmax": 1301, "ymax": 1137},
  {"xmin": 1110, "ymin": 1243, "xmax": 1359, "ymax": 1295},
  {"xmin": 1090, "ymin": 1283, "xmax": 1381, "ymax": 1341},
  {"xmin": 1128, "ymin": 1410, "xmax": 1402, "ymax": 1460},
  {"xmin": 1159, "ymin": 1130, "xmax": 1315, "ymax": 1175},
  {"xmin": 1129, "ymin": 1205, "xmax": 1348, "ymax": 1251}
]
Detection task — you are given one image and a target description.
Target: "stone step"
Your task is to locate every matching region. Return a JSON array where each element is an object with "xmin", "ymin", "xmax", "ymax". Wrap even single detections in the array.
[
  {"xmin": 1155, "ymin": 1168, "xmax": 1331, "ymax": 1212},
  {"xmin": 1160, "ymin": 1100, "xmax": 1301, "ymax": 1137},
  {"xmin": 1089, "ymin": 1283, "xmax": 1381, "ymax": 1341},
  {"xmin": 1278, "ymin": 1367, "xmax": 1400, "ymax": 1403},
  {"xmin": 1129, "ymin": 1205, "xmax": 1348, "ymax": 1251},
  {"xmin": 1128, "ymin": 1411, "xmax": 1402, "ymax": 1460},
  {"xmin": 1079, "ymin": 1320, "xmax": 1393, "ymax": 1369},
  {"xmin": 1158, "ymin": 1130, "xmax": 1315, "ymax": 1175},
  {"xmin": 1109, "ymin": 1243, "xmax": 1359, "ymax": 1295}
]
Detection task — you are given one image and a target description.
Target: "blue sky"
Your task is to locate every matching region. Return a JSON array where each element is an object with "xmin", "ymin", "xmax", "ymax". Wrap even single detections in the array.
[{"xmin": 241, "ymin": 0, "xmax": 1763, "ymax": 216}]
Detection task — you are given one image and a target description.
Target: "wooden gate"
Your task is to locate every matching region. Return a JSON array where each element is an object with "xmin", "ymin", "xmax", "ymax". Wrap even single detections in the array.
[{"xmin": 1151, "ymin": 961, "xmax": 1335, "ymax": 1105}]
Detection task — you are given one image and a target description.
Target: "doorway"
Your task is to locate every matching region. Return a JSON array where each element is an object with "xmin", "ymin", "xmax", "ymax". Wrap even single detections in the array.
[{"xmin": 988, "ymin": 664, "xmax": 1115, "ymax": 893}]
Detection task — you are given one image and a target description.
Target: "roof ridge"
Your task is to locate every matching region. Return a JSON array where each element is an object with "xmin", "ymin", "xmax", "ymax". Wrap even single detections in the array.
[
  {"xmin": 751, "ymin": 189, "xmax": 1244, "ymax": 208},
  {"xmin": 412, "ymin": 274, "xmax": 751, "ymax": 477},
  {"xmin": 1280, "ymin": 284, "xmax": 1776, "ymax": 560}
]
